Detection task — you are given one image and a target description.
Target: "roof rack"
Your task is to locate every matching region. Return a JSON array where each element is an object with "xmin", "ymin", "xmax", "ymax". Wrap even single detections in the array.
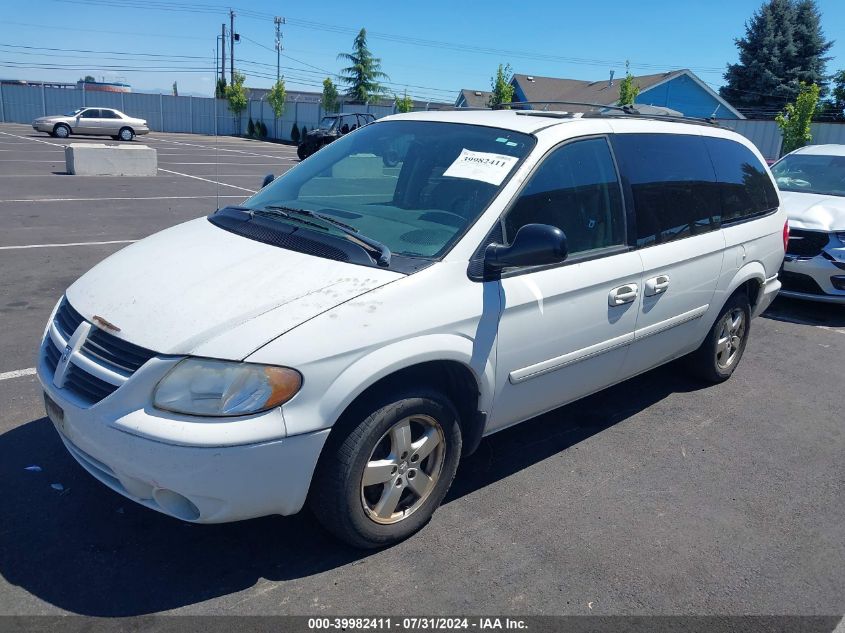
[{"xmin": 492, "ymin": 100, "xmax": 721, "ymax": 126}]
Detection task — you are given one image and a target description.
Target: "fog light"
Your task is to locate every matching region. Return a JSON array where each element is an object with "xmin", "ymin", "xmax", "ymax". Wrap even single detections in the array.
[
  {"xmin": 153, "ymin": 488, "xmax": 200, "ymax": 521},
  {"xmin": 831, "ymin": 275, "xmax": 845, "ymax": 291}
]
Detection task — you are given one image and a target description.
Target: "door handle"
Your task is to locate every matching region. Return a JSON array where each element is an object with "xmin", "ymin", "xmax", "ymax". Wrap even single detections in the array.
[
  {"xmin": 644, "ymin": 274, "xmax": 670, "ymax": 296},
  {"xmin": 608, "ymin": 283, "xmax": 639, "ymax": 306}
]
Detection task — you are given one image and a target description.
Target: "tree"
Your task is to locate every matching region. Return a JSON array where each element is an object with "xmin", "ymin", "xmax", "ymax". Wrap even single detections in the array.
[
  {"xmin": 822, "ymin": 69, "xmax": 845, "ymax": 120},
  {"xmin": 291, "ymin": 123, "xmax": 300, "ymax": 143},
  {"xmin": 488, "ymin": 64, "xmax": 514, "ymax": 109},
  {"xmin": 394, "ymin": 89, "xmax": 413, "ymax": 113},
  {"xmin": 617, "ymin": 61, "xmax": 640, "ymax": 107},
  {"xmin": 80, "ymin": 75, "xmax": 96, "ymax": 83},
  {"xmin": 258, "ymin": 121, "xmax": 267, "ymax": 138},
  {"xmin": 215, "ymin": 77, "xmax": 227, "ymax": 99},
  {"xmin": 776, "ymin": 82, "xmax": 820, "ymax": 154},
  {"xmin": 321, "ymin": 77, "xmax": 340, "ymax": 112},
  {"xmin": 247, "ymin": 117, "xmax": 255, "ymax": 137},
  {"xmin": 267, "ymin": 78, "xmax": 287, "ymax": 138},
  {"xmin": 338, "ymin": 28, "xmax": 388, "ymax": 104},
  {"xmin": 225, "ymin": 71, "xmax": 248, "ymax": 134},
  {"xmin": 172, "ymin": 81, "xmax": 178, "ymax": 97},
  {"xmin": 721, "ymin": 0, "xmax": 832, "ymax": 113}
]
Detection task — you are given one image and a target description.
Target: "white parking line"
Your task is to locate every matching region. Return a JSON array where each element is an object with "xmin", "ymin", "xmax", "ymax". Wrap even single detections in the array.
[
  {"xmin": 157, "ymin": 168, "xmax": 257, "ymax": 192},
  {"xmin": 0, "ymin": 239, "xmax": 137, "ymax": 250},
  {"xmin": 147, "ymin": 136, "xmax": 296, "ymax": 161},
  {"xmin": 0, "ymin": 131, "xmax": 60, "ymax": 146},
  {"xmin": 0, "ymin": 195, "xmax": 245, "ymax": 203},
  {"xmin": 0, "ymin": 367, "xmax": 37, "ymax": 381}
]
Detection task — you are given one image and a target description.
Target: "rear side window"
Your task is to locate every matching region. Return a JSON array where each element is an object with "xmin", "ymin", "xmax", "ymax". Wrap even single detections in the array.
[
  {"xmin": 504, "ymin": 137, "xmax": 625, "ymax": 256},
  {"xmin": 704, "ymin": 137, "xmax": 778, "ymax": 221},
  {"xmin": 612, "ymin": 133, "xmax": 720, "ymax": 247},
  {"xmin": 100, "ymin": 110, "xmax": 120, "ymax": 119}
]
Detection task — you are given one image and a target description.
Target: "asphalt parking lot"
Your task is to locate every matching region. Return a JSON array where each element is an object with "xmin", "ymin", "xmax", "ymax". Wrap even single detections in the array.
[{"xmin": 0, "ymin": 121, "xmax": 843, "ymax": 618}]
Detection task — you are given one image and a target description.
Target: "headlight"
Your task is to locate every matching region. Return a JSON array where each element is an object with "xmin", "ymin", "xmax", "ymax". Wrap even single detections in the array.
[{"xmin": 153, "ymin": 358, "xmax": 302, "ymax": 417}]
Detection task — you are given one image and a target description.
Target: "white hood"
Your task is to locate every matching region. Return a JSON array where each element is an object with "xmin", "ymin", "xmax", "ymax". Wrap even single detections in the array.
[
  {"xmin": 781, "ymin": 191, "xmax": 845, "ymax": 231},
  {"xmin": 66, "ymin": 218, "xmax": 402, "ymax": 359}
]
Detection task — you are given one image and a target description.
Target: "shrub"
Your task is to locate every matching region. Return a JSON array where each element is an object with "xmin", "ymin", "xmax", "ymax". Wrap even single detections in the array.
[
  {"xmin": 247, "ymin": 117, "xmax": 255, "ymax": 137},
  {"xmin": 291, "ymin": 123, "xmax": 300, "ymax": 143},
  {"xmin": 258, "ymin": 121, "xmax": 267, "ymax": 138}
]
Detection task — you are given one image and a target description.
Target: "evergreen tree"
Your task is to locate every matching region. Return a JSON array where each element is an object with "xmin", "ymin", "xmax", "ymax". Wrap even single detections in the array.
[
  {"xmin": 291, "ymin": 123, "xmax": 300, "ymax": 143},
  {"xmin": 338, "ymin": 28, "xmax": 389, "ymax": 104},
  {"xmin": 721, "ymin": 0, "xmax": 832, "ymax": 113}
]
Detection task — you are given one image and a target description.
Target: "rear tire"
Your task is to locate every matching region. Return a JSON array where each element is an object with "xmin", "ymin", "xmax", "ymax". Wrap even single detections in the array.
[
  {"xmin": 297, "ymin": 144, "xmax": 308, "ymax": 160},
  {"xmin": 684, "ymin": 291, "xmax": 751, "ymax": 383},
  {"xmin": 309, "ymin": 389, "xmax": 462, "ymax": 549},
  {"xmin": 53, "ymin": 124, "xmax": 70, "ymax": 139},
  {"xmin": 118, "ymin": 127, "xmax": 135, "ymax": 141}
]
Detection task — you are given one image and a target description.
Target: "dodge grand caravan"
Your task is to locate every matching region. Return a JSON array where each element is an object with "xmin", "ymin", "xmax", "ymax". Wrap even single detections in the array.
[{"xmin": 37, "ymin": 110, "xmax": 786, "ymax": 548}]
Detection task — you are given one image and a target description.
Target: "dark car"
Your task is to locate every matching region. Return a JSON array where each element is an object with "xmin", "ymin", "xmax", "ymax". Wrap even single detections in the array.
[{"xmin": 297, "ymin": 113, "xmax": 376, "ymax": 160}]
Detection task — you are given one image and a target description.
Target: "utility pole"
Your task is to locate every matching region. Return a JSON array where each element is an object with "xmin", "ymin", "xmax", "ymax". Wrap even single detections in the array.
[
  {"xmin": 220, "ymin": 23, "xmax": 226, "ymax": 85},
  {"xmin": 229, "ymin": 9, "xmax": 235, "ymax": 85},
  {"xmin": 274, "ymin": 16, "xmax": 285, "ymax": 83}
]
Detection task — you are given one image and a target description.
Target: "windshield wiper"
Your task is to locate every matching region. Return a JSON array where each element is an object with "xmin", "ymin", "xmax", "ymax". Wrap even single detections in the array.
[{"xmin": 259, "ymin": 205, "xmax": 392, "ymax": 267}]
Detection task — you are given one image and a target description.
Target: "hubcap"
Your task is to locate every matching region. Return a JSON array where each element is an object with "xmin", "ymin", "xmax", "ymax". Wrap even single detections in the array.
[
  {"xmin": 716, "ymin": 308, "xmax": 745, "ymax": 370},
  {"xmin": 360, "ymin": 414, "xmax": 445, "ymax": 525},
  {"xmin": 121, "ymin": 130, "xmax": 131, "ymax": 140}
]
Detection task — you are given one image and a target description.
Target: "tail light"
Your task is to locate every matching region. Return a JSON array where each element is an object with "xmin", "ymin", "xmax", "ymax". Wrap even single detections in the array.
[{"xmin": 783, "ymin": 221, "xmax": 790, "ymax": 252}]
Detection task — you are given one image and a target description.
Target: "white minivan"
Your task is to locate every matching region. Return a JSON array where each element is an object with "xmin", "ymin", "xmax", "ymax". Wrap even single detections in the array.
[{"xmin": 38, "ymin": 109, "xmax": 786, "ymax": 548}]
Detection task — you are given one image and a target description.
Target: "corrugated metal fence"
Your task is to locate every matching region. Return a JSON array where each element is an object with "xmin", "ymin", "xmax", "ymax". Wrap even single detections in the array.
[
  {"xmin": 0, "ymin": 83, "xmax": 400, "ymax": 141},
  {"xmin": 2, "ymin": 84, "xmax": 844, "ymax": 156}
]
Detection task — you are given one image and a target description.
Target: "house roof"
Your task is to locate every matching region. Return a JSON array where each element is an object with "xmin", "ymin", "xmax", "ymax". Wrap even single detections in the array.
[
  {"xmin": 511, "ymin": 70, "xmax": 687, "ymax": 109},
  {"xmin": 456, "ymin": 89, "xmax": 493, "ymax": 108},
  {"xmin": 509, "ymin": 70, "xmax": 744, "ymax": 118}
]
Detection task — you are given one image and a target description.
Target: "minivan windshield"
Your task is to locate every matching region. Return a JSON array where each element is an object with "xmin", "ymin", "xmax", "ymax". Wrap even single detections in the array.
[
  {"xmin": 772, "ymin": 153, "xmax": 845, "ymax": 197},
  {"xmin": 243, "ymin": 120, "xmax": 534, "ymax": 258}
]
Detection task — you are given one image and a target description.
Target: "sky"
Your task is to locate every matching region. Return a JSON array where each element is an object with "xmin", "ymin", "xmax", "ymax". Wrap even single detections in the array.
[{"xmin": 2, "ymin": 0, "xmax": 844, "ymax": 103}]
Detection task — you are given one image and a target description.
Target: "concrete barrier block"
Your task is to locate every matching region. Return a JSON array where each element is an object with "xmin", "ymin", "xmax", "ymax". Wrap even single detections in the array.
[{"xmin": 65, "ymin": 143, "xmax": 157, "ymax": 176}]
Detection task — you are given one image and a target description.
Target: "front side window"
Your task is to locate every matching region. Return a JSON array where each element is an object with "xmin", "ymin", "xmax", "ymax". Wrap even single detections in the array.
[
  {"xmin": 243, "ymin": 120, "xmax": 534, "ymax": 259},
  {"xmin": 772, "ymin": 153, "xmax": 845, "ymax": 197},
  {"xmin": 503, "ymin": 137, "xmax": 625, "ymax": 256},
  {"xmin": 705, "ymin": 137, "xmax": 778, "ymax": 221},
  {"xmin": 612, "ymin": 133, "xmax": 720, "ymax": 247},
  {"xmin": 79, "ymin": 109, "xmax": 100, "ymax": 118}
]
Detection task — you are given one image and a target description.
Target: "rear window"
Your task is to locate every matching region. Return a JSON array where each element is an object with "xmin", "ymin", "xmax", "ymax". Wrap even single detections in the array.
[
  {"xmin": 611, "ymin": 133, "xmax": 720, "ymax": 247},
  {"xmin": 704, "ymin": 137, "xmax": 778, "ymax": 221}
]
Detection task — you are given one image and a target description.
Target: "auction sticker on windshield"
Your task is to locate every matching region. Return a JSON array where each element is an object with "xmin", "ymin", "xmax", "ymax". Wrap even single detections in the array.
[{"xmin": 443, "ymin": 149, "xmax": 520, "ymax": 185}]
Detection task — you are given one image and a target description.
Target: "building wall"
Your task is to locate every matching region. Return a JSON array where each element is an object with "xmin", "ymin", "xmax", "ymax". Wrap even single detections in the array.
[{"xmin": 637, "ymin": 74, "xmax": 740, "ymax": 120}]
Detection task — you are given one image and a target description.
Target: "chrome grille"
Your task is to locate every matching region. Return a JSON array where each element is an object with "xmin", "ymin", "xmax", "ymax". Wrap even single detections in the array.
[{"xmin": 42, "ymin": 297, "xmax": 156, "ymax": 406}]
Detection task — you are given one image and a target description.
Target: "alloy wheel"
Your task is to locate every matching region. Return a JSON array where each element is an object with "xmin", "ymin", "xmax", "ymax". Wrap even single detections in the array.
[
  {"xmin": 360, "ymin": 414, "xmax": 445, "ymax": 525},
  {"xmin": 716, "ymin": 308, "xmax": 746, "ymax": 370}
]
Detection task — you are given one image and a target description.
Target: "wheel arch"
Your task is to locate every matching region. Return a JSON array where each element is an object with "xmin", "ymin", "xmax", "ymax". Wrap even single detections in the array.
[{"xmin": 315, "ymin": 337, "xmax": 493, "ymax": 457}]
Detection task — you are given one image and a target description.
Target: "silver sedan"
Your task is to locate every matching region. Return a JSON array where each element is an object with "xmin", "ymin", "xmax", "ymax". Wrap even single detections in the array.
[{"xmin": 32, "ymin": 107, "xmax": 149, "ymax": 141}]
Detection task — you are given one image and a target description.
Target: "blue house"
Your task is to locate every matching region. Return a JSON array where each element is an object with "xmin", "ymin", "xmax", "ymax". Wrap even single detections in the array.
[{"xmin": 458, "ymin": 70, "xmax": 744, "ymax": 119}]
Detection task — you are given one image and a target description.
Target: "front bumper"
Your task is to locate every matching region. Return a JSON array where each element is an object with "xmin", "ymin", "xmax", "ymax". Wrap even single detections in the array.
[
  {"xmin": 781, "ymin": 252, "xmax": 845, "ymax": 304},
  {"xmin": 32, "ymin": 122, "xmax": 54, "ymax": 133},
  {"xmin": 37, "ymin": 366, "xmax": 329, "ymax": 523}
]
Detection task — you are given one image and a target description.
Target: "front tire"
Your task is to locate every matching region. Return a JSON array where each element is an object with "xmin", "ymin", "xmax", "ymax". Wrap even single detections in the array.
[
  {"xmin": 118, "ymin": 127, "xmax": 135, "ymax": 141},
  {"xmin": 310, "ymin": 390, "xmax": 462, "ymax": 549},
  {"xmin": 684, "ymin": 291, "xmax": 751, "ymax": 383},
  {"xmin": 53, "ymin": 124, "xmax": 70, "ymax": 139}
]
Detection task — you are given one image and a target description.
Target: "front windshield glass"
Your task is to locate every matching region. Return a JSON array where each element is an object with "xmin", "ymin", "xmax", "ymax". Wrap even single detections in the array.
[
  {"xmin": 318, "ymin": 116, "xmax": 337, "ymax": 130},
  {"xmin": 244, "ymin": 120, "xmax": 535, "ymax": 258},
  {"xmin": 64, "ymin": 108, "xmax": 84, "ymax": 117},
  {"xmin": 772, "ymin": 153, "xmax": 845, "ymax": 197}
]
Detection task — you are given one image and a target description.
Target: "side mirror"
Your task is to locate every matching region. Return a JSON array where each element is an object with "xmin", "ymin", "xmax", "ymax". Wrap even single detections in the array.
[
  {"xmin": 485, "ymin": 224, "xmax": 568, "ymax": 272},
  {"xmin": 261, "ymin": 173, "xmax": 275, "ymax": 188}
]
